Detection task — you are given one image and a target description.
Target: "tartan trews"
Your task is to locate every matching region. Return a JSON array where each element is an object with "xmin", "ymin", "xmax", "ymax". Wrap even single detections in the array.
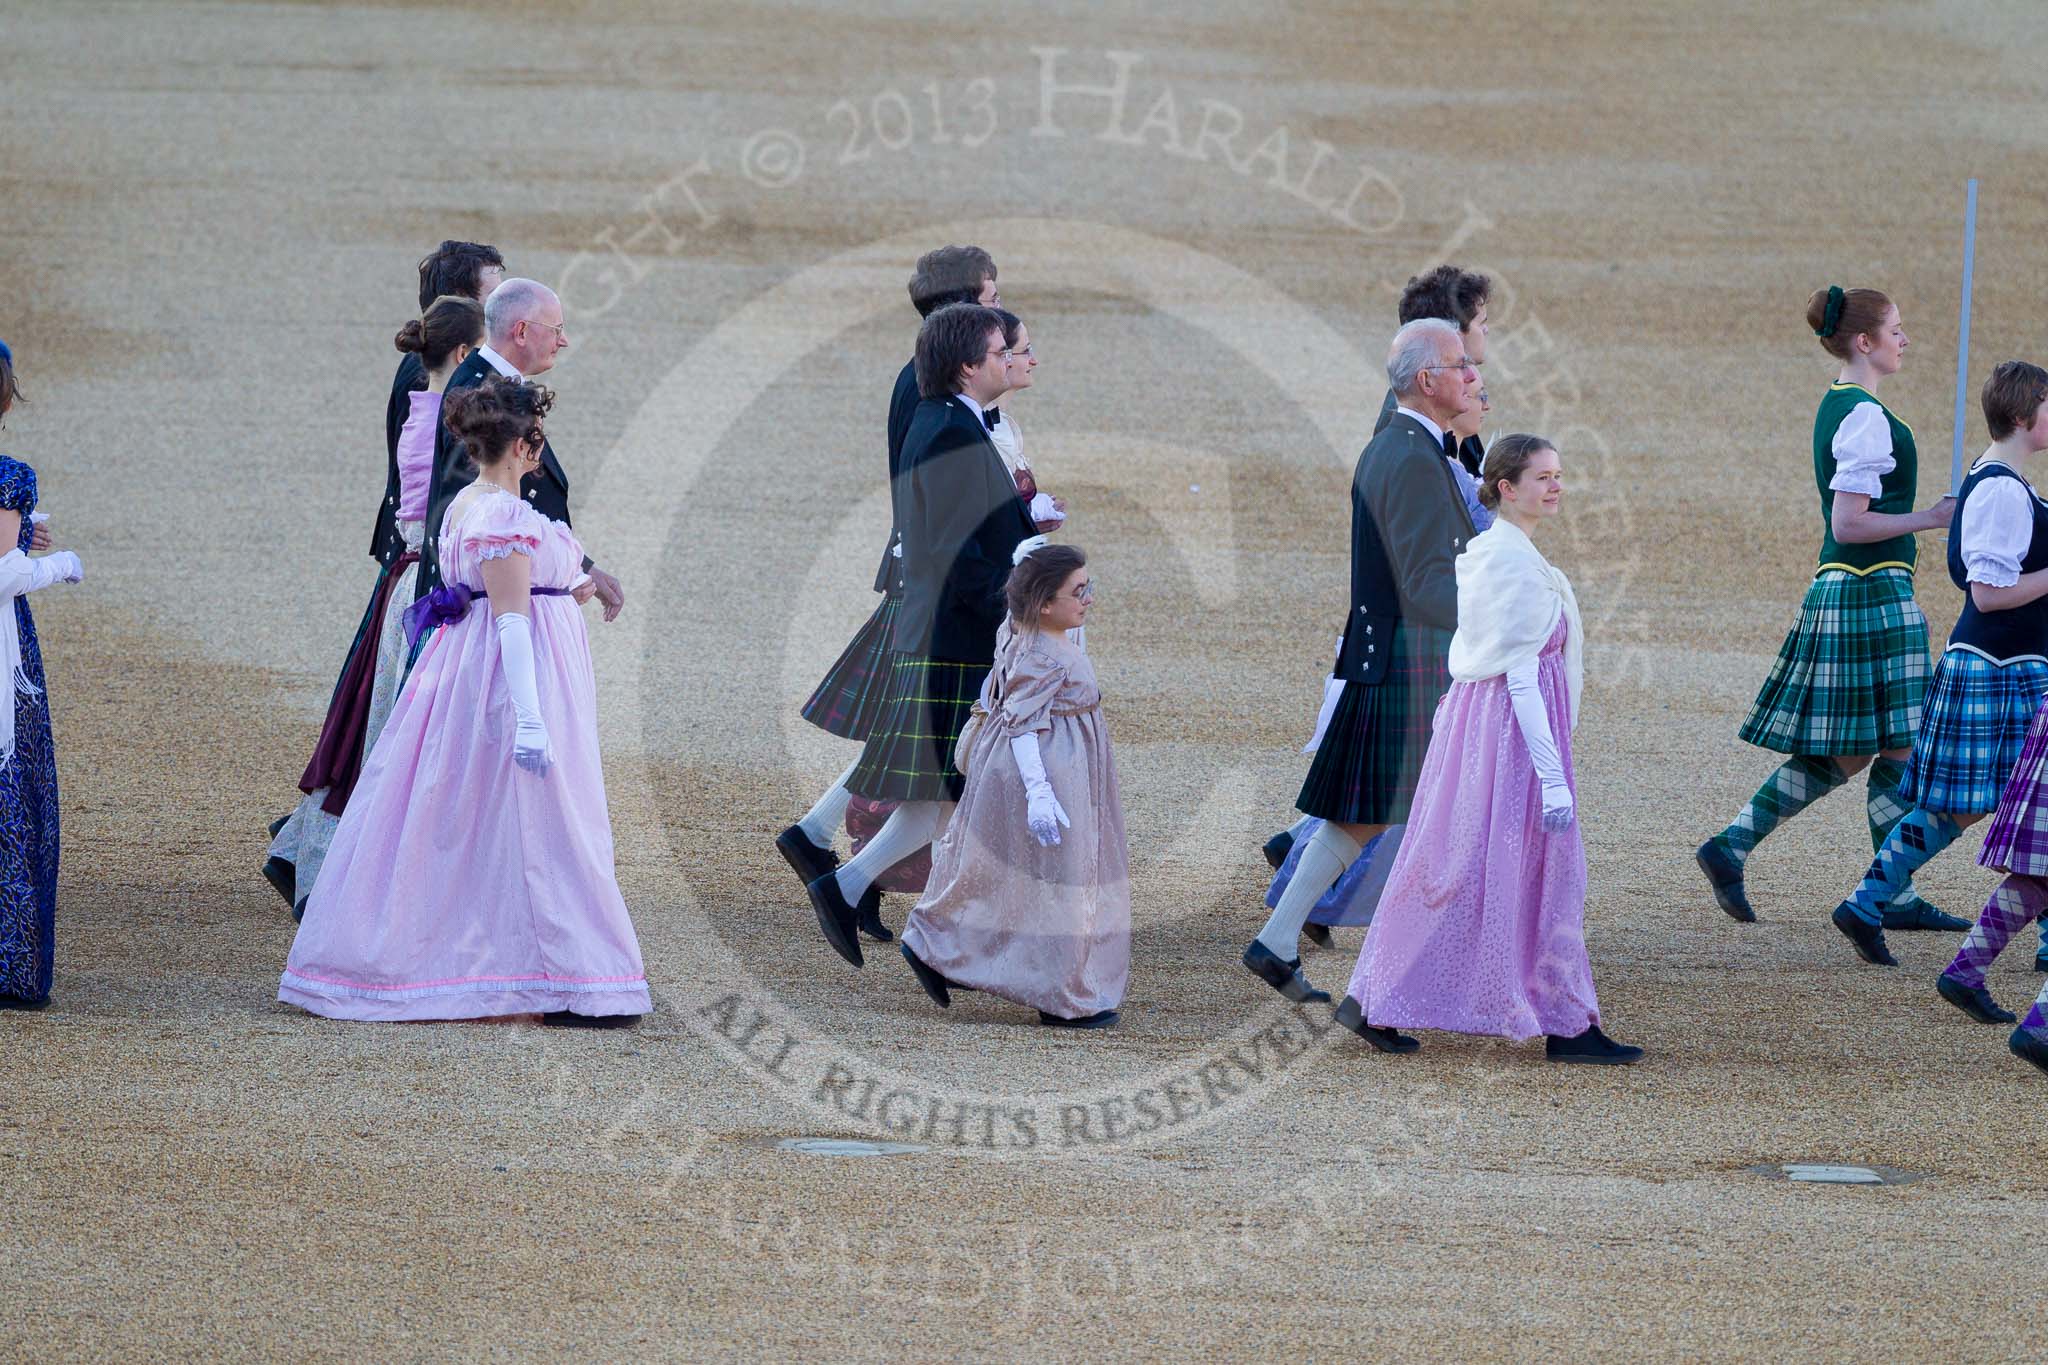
[
  {"xmin": 847, "ymin": 655, "xmax": 987, "ymax": 802},
  {"xmin": 801, "ymin": 594, "xmax": 901, "ymax": 741},
  {"xmin": 1738, "ymin": 568, "xmax": 1930, "ymax": 755},
  {"xmin": 1899, "ymin": 650, "xmax": 2048, "ymax": 814},
  {"xmin": 1296, "ymin": 622, "xmax": 1454, "ymax": 827}
]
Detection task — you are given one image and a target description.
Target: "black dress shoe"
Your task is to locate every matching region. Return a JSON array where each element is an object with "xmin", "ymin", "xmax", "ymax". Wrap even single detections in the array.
[
  {"xmin": 0, "ymin": 995, "xmax": 49, "ymax": 1012},
  {"xmin": 268, "ymin": 811, "xmax": 290, "ymax": 838},
  {"xmin": 1695, "ymin": 839, "xmax": 1755, "ymax": 922},
  {"xmin": 2009, "ymin": 1026, "xmax": 2048, "ymax": 1077},
  {"xmin": 1302, "ymin": 923, "xmax": 1333, "ymax": 949},
  {"xmin": 1261, "ymin": 830, "xmax": 1295, "ymax": 871},
  {"xmin": 1936, "ymin": 972, "xmax": 2016, "ymax": 1024},
  {"xmin": 1884, "ymin": 899, "xmax": 1972, "ymax": 932},
  {"xmin": 1332, "ymin": 994, "xmax": 1419, "ymax": 1053},
  {"xmin": 261, "ymin": 855, "xmax": 297, "ymax": 910},
  {"xmin": 777, "ymin": 824, "xmax": 839, "ymax": 891},
  {"xmin": 1039, "ymin": 1008, "xmax": 1118, "ymax": 1029},
  {"xmin": 1545, "ymin": 1025, "xmax": 1643, "ymax": 1065},
  {"xmin": 541, "ymin": 1011, "xmax": 642, "ymax": 1029},
  {"xmin": 805, "ymin": 873, "xmax": 864, "ymax": 968},
  {"xmin": 900, "ymin": 942, "xmax": 951, "ymax": 1008},
  {"xmin": 857, "ymin": 887, "xmax": 893, "ymax": 942},
  {"xmin": 1242, "ymin": 940, "xmax": 1330, "ymax": 1004},
  {"xmin": 1831, "ymin": 903, "xmax": 1897, "ymax": 966}
]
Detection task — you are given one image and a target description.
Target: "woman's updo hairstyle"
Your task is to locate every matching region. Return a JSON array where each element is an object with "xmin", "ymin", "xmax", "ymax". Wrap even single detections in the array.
[
  {"xmin": 1806, "ymin": 285, "xmax": 1892, "ymax": 361},
  {"xmin": 1005, "ymin": 542, "xmax": 1087, "ymax": 625},
  {"xmin": 395, "ymin": 294, "xmax": 486, "ymax": 371},
  {"xmin": 441, "ymin": 375, "xmax": 554, "ymax": 473},
  {"xmin": 1478, "ymin": 433, "xmax": 1555, "ymax": 511},
  {"xmin": 0, "ymin": 348, "xmax": 21, "ymax": 424},
  {"xmin": 992, "ymin": 306, "xmax": 1023, "ymax": 350}
]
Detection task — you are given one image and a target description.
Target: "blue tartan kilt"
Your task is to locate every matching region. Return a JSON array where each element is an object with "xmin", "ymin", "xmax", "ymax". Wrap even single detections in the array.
[
  {"xmin": 1899, "ymin": 648, "xmax": 2048, "ymax": 814},
  {"xmin": 801, "ymin": 593, "xmax": 900, "ymax": 741}
]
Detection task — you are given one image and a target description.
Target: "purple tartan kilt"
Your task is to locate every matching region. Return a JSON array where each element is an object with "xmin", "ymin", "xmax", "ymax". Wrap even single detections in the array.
[
  {"xmin": 1980, "ymin": 696, "xmax": 2048, "ymax": 876},
  {"xmin": 801, "ymin": 594, "xmax": 901, "ymax": 741},
  {"xmin": 1295, "ymin": 622, "xmax": 1454, "ymax": 827}
]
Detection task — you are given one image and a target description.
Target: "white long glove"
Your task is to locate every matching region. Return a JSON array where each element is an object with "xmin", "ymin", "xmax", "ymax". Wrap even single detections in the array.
[
  {"xmin": 1010, "ymin": 733, "xmax": 1071, "ymax": 847},
  {"xmin": 1505, "ymin": 659, "xmax": 1572, "ymax": 831},
  {"xmin": 0, "ymin": 548, "xmax": 82, "ymax": 595},
  {"xmin": 493, "ymin": 611, "xmax": 551, "ymax": 776}
]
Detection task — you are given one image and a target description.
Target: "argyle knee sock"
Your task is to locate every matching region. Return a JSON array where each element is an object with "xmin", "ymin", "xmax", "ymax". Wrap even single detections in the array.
[
  {"xmin": 2021, "ymin": 975, "xmax": 2048, "ymax": 1038},
  {"xmin": 1715, "ymin": 756, "xmax": 1846, "ymax": 867},
  {"xmin": 795, "ymin": 758, "xmax": 859, "ymax": 847},
  {"xmin": 1866, "ymin": 758, "xmax": 1930, "ymax": 913},
  {"xmin": 1843, "ymin": 809, "xmax": 1964, "ymax": 926},
  {"xmin": 1256, "ymin": 821, "xmax": 1362, "ymax": 957},
  {"xmin": 1944, "ymin": 876, "xmax": 2048, "ymax": 987}
]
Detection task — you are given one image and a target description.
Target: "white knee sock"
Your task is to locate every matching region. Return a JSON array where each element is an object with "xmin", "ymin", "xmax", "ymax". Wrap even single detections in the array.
[
  {"xmin": 835, "ymin": 800, "xmax": 944, "ymax": 903},
  {"xmin": 796, "ymin": 759, "xmax": 859, "ymax": 846},
  {"xmin": 1255, "ymin": 821, "xmax": 1362, "ymax": 957}
]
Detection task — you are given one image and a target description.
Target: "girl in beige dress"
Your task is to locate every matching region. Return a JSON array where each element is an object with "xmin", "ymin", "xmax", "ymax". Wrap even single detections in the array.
[{"xmin": 899, "ymin": 541, "xmax": 1130, "ymax": 1027}]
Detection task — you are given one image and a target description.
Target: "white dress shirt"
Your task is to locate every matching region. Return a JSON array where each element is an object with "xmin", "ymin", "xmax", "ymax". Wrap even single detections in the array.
[{"xmin": 1959, "ymin": 459, "xmax": 2043, "ymax": 588}]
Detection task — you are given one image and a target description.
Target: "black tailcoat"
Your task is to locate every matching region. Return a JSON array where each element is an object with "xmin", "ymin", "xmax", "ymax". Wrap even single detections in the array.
[{"xmin": 889, "ymin": 396, "xmax": 1035, "ymax": 664}]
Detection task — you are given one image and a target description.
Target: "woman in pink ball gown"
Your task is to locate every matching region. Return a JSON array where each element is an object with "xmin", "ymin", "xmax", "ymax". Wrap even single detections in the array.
[
  {"xmin": 1335, "ymin": 434, "xmax": 1640, "ymax": 1064},
  {"xmin": 280, "ymin": 377, "xmax": 649, "ymax": 1025}
]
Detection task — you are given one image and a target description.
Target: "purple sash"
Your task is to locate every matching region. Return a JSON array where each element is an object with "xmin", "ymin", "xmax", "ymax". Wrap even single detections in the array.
[{"xmin": 403, "ymin": 582, "xmax": 572, "ymax": 651}]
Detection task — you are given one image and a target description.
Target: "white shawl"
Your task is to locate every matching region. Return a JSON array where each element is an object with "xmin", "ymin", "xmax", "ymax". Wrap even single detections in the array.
[{"xmin": 1445, "ymin": 518, "xmax": 1583, "ymax": 730}]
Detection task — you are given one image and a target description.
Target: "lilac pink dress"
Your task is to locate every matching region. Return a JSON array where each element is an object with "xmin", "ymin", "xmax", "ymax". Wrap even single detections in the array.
[
  {"xmin": 1347, "ymin": 615, "xmax": 1598, "ymax": 1041},
  {"xmin": 902, "ymin": 622, "xmax": 1129, "ymax": 1019},
  {"xmin": 279, "ymin": 485, "xmax": 650, "ymax": 1021}
]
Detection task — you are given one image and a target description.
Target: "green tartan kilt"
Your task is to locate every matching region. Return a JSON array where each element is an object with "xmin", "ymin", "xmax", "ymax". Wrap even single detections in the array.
[
  {"xmin": 847, "ymin": 655, "xmax": 989, "ymax": 802},
  {"xmin": 1738, "ymin": 567, "xmax": 1930, "ymax": 755},
  {"xmin": 1296, "ymin": 621, "xmax": 1455, "ymax": 826}
]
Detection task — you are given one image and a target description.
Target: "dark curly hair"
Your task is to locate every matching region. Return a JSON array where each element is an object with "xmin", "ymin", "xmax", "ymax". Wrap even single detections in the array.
[
  {"xmin": 441, "ymin": 375, "xmax": 554, "ymax": 473},
  {"xmin": 1005, "ymin": 543, "xmax": 1087, "ymax": 625},
  {"xmin": 417, "ymin": 240, "xmax": 504, "ymax": 311},
  {"xmin": 1398, "ymin": 265, "xmax": 1491, "ymax": 331}
]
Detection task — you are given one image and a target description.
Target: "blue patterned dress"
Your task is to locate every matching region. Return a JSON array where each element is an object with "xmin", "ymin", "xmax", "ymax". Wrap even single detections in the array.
[{"xmin": 0, "ymin": 457, "xmax": 60, "ymax": 1006}]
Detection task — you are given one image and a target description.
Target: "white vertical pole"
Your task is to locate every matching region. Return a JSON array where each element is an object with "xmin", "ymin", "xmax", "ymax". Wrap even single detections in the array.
[{"xmin": 1952, "ymin": 178, "xmax": 1979, "ymax": 493}]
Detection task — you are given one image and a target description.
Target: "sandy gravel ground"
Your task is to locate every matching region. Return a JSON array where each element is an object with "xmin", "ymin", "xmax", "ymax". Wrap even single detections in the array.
[{"xmin": 6, "ymin": 1, "xmax": 2048, "ymax": 1358}]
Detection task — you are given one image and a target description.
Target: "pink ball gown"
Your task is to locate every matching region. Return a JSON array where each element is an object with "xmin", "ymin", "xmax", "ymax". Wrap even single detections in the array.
[
  {"xmin": 1346, "ymin": 616, "xmax": 1598, "ymax": 1041},
  {"xmin": 280, "ymin": 485, "xmax": 650, "ymax": 1021}
]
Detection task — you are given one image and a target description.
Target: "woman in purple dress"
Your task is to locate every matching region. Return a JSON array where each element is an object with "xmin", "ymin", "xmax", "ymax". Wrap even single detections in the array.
[
  {"xmin": 280, "ymin": 377, "xmax": 648, "ymax": 1025},
  {"xmin": 1334, "ymin": 435, "xmax": 1641, "ymax": 1063}
]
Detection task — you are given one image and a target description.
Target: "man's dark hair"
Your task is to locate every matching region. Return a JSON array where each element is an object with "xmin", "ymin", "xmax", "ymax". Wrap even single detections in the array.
[
  {"xmin": 914, "ymin": 304, "xmax": 1003, "ymax": 400},
  {"xmin": 1397, "ymin": 265, "xmax": 1491, "ymax": 331},
  {"xmin": 417, "ymin": 240, "xmax": 506, "ymax": 311},
  {"xmin": 908, "ymin": 246, "xmax": 997, "ymax": 318}
]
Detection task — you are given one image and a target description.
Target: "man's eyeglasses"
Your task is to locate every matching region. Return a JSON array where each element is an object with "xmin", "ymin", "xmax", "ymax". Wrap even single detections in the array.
[
  {"xmin": 1421, "ymin": 357, "xmax": 1478, "ymax": 376},
  {"xmin": 524, "ymin": 319, "xmax": 567, "ymax": 343}
]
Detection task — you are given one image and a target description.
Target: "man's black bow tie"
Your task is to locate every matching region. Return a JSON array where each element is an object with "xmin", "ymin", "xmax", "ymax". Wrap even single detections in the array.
[{"xmin": 984, "ymin": 407, "xmax": 1002, "ymax": 431}]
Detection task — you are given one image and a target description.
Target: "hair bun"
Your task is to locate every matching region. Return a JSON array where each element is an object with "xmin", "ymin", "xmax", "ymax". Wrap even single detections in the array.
[
  {"xmin": 393, "ymin": 318, "xmax": 427, "ymax": 353},
  {"xmin": 1815, "ymin": 285, "xmax": 1845, "ymax": 338}
]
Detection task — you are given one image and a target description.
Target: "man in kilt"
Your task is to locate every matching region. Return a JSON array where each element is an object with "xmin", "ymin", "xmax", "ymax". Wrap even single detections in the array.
[
  {"xmin": 805, "ymin": 303, "xmax": 1034, "ymax": 968},
  {"xmin": 777, "ymin": 247, "xmax": 1000, "ymax": 939},
  {"xmin": 1245, "ymin": 318, "xmax": 1478, "ymax": 1020}
]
